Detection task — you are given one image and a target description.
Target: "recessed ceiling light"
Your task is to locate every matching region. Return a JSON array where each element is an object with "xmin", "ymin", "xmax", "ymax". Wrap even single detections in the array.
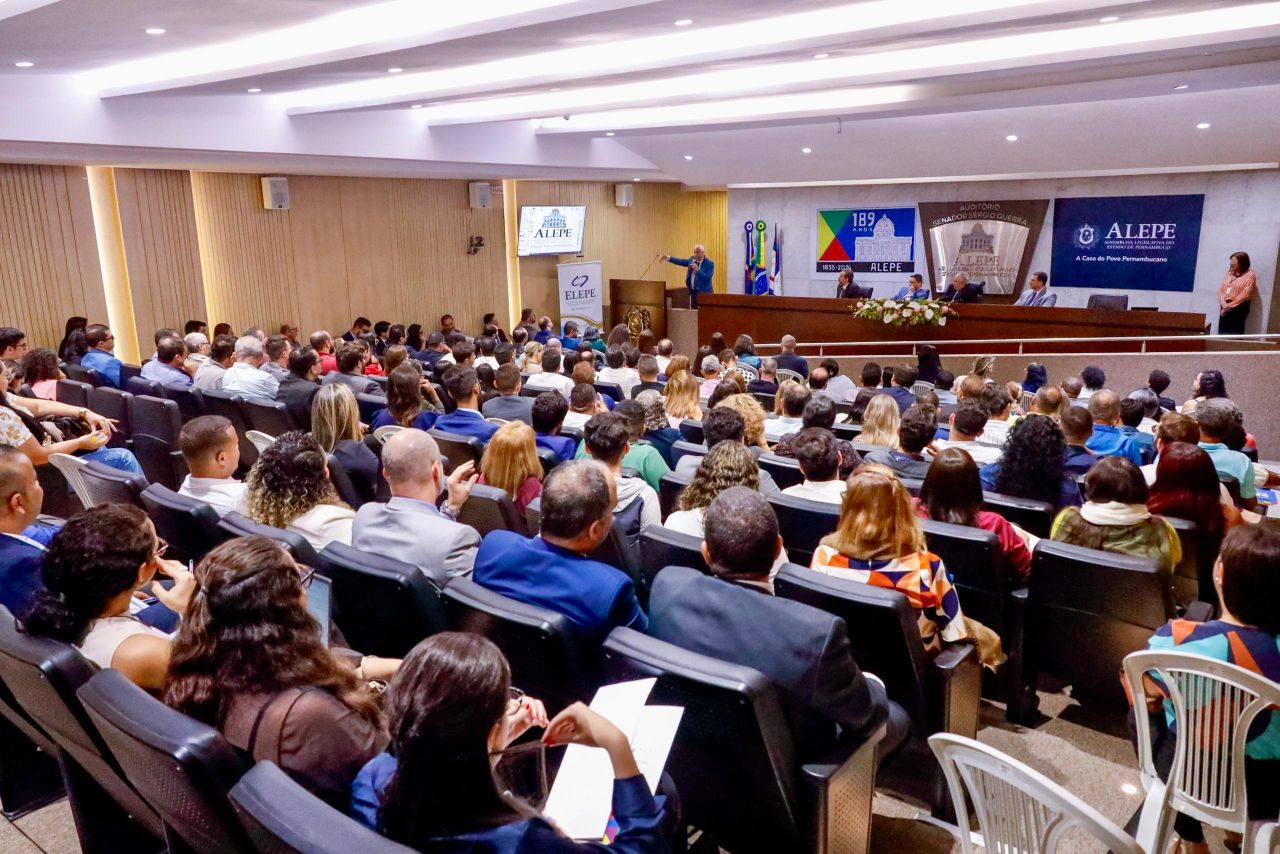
[
  {"xmin": 801, "ymin": 147, "xmax": 812, "ymax": 153},
  {"xmin": 14, "ymin": 61, "xmax": 34, "ymax": 68},
  {"xmin": 410, "ymin": 103, "xmax": 423, "ymax": 109},
  {"xmin": 247, "ymin": 87, "xmax": 262, "ymax": 93},
  {"xmin": 1173, "ymin": 84, "xmax": 1189, "ymax": 90},
  {"xmin": 1196, "ymin": 122, "xmax": 1211, "ymax": 129},
  {"xmin": 144, "ymin": 27, "xmax": 166, "ymax": 35},
  {"xmin": 387, "ymin": 67, "xmax": 403, "ymax": 73},
  {"xmin": 813, "ymin": 53, "xmax": 829, "ymax": 59},
  {"xmin": 1099, "ymin": 15, "xmax": 1120, "ymax": 23},
  {"xmin": 673, "ymin": 19, "xmax": 693, "ymax": 26},
  {"xmin": 683, "ymin": 154, "xmax": 693, "ymax": 160},
  {"xmin": 1006, "ymin": 134, "xmax": 1018, "ymax": 141},
  {"xmin": 605, "ymin": 131, "xmax": 615, "ymax": 136}
]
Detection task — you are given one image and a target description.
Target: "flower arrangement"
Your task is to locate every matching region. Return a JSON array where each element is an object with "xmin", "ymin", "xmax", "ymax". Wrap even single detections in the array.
[{"xmin": 851, "ymin": 296, "xmax": 953, "ymax": 327}]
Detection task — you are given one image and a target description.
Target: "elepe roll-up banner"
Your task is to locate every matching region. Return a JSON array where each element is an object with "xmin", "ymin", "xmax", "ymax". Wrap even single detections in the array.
[{"xmin": 557, "ymin": 260, "xmax": 604, "ymax": 334}]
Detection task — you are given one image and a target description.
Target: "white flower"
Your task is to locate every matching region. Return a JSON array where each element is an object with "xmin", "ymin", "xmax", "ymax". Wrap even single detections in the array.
[
  {"xmin": 884, "ymin": 313, "xmax": 897, "ymax": 324},
  {"xmin": 939, "ymin": 317, "xmax": 947, "ymax": 326},
  {"xmin": 924, "ymin": 309, "xmax": 934, "ymax": 320}
]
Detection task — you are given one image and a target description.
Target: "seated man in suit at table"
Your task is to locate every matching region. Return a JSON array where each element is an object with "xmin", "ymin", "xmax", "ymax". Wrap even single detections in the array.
[
  {"xmin": 647, "ymin": 486, "xmax": 903, "ymax": 762},
  {"xmin": 892, "ymin": 273, "xmax": 930, "ymax": 301},
  {"xmin": 1014, "ymin": 271, "xmax": 1057, "ymax": 307},
  {"xmin": 835, "ymin": 267, "xmax": 871, "ymax": 300},
  {"xmin": 941, "ymin": 272, "xmax": 983, "ymax": 304}
]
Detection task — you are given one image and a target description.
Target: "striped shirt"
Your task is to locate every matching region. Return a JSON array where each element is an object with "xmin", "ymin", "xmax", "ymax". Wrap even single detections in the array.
[{"xmin": 1219, "ymin": 270, "xmax": 1258, "ymax": 308}]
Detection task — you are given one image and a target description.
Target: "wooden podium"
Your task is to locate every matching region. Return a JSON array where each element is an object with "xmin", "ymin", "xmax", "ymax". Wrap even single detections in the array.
[{"xmin": 609, "ymin": 279, "xmax": 668, "ymax": 341}]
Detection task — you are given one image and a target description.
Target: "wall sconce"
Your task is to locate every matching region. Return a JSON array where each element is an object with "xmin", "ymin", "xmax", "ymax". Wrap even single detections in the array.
[{"xmin": 468, "ymin": 235, "xmax": 485, "ymax": 255}]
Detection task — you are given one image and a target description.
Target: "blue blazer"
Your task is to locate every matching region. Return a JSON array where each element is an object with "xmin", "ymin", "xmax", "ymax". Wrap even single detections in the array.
[
  {"xmin": 669, "ymin": 256, "xmax": 715, "ymax": 293},
  {"xmin": 892, "ymin": 286, "xmax": 930, "ymax": 301},
  {"xmin": 432, "ymin": 408, "xmax": 499, "ymax": 443},
  {"xmin": 536, "ymin": 433, "xmax": 576, "ymax": 464},
  {"xmin": 0, "ymin": 535, "xmax": 46, "ymax": 618},
  {"xmin": 473, "ymin": 531, "xmax": 647, "ymax": 644}
]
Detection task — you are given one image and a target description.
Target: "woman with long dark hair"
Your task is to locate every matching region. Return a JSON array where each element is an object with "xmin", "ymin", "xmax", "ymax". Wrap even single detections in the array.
[
  {"xmin": 1180, "ymin": 369, "xmax": 1229, "ymax": 414},
  {"xmin": 373, "ymin": 363, "xmax": 438, "ymax": 431},
  {"xmin": 733, "ymin": 334, "xmax": 760, "ymax": 369},
  {"xmin": 914, "ymin": 344, "xmax": 942, "ymax": 386},
  {"xmin": 1147, "ymin": 441, "xmax": 1240, "ymax": 555},
  {"xmin": 165, "ymin": 537, "xmax": 394, "ymax": 809},
  {"xmin": 405, "ymin": 323, "xmax": 424, "ymax": 354},
  {"xmin": 57, "ymin": 316, "xmax": 88, "ymax": 364},
  {"xmin": 352, "ymin": 632, "xmax": 665, "ymax": 851},
  {"xmin": 984, "ymin": 414, "xmax": 1081, "ymax": 509},
  {"xmin": 1021, "ymin": 363, "xmax": 1047, "ymax": 394},
  {"xmin": 918, "ymin": 448, "xmax": 1033, "ymax": 581},
  {"xmin": 22, "ymin": 505, "xmax": 194, "ymax": 689}
]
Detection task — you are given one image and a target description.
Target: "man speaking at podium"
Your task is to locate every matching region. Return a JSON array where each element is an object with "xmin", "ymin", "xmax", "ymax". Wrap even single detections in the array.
[{"xmin": 662, "ymin": 244, "xmax": 715, "ymax": 309}]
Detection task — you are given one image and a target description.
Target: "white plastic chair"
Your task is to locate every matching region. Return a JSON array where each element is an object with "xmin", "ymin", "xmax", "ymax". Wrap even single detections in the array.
[
  {"xmin": 928, "ymin": 733, "xmax": 1143, "ymax": 854},
  {"xmin": 1124, "ymin": 649, "xmax": 1280, "ymax": 854},
  {"xmin": 372, "ymin": 425, "xmax": 404, "ymax": 445},
  {"xmin": 246, "ymin": 430, "xmax": 276, "ymax": 454},
  {"xmin": 48, "ymin": 452, "xmax": 94, "ymax": 506},
  {"xmin": 1257, "ymin": 822, "xmax": 1279, "ymax": 853},
  {"xmin": 776, "ymin": 368, "xmax": 804, "ymax": 385},
  {"xmin": 735, "ymin": 365, "xmax": 759, "ymax": 383}
]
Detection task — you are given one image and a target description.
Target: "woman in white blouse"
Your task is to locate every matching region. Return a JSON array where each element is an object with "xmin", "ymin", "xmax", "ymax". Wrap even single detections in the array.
[
  {"xmin": 244, "ymin": 430, "xmax": 355, "ymax": 550},
  {"xmin": 21, "ymin": 504, "xmax": 195, "ymax": 691}
]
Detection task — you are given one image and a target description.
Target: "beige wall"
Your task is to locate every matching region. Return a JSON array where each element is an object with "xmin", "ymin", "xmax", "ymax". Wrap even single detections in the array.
[
  {"xmin": 0, "ymin": 163, "xmax": 106, "ymax": 349},
  {"xmin": 514, "ymin": 181, "xmax": 727, "ymax": 325}
]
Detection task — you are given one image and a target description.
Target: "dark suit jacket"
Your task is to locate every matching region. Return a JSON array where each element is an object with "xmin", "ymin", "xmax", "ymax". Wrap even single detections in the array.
[
  {"xmin": 836, "ymin": 282, "xmax": 872, "ymax": 300},
  {"xmin": 481, "ymin": 394, "xmax": 535, "ymax": 425},
  {"xmin": 942, "ymin": 283, "xmax": 983, "ymax": 303},
  {"xmin": 629, "ymin": 381, "xmax": 665, "ymax": 399},
  {"xmin": 774, "ymin": 353, "xmax": 810, "ymax": 379},
  {"xmin": 433, "ymin": 408, "xmax": 499, "ymax": 443},
  {"xmin": 647, "ymin": 566, "xmax": 886, "ymax": 760},
  {"xmin": 748, "ymin": 379, "xmax": 779, "ymax": 396},
  {"xmin": 333, "ymin": 440, "xmax": 379, "ymax": 503},
  {"xmin": 885, "ymin": 385, "xmax": 917, "ymax": 413},
  {"xmin": 0, "ymin": 534, "xmax": 47, "ymax": 617},
  {"xmin": 276, "ymin": 375, "xmax": 320, "ymax": 429}
]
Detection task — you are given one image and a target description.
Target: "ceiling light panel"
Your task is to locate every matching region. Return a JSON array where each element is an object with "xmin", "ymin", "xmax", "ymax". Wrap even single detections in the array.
[
  {"xmin": 88, "ymin": 0, "xmax": 644, "ymax": 97},
  {"xmin": 281, "ymin": 0, "xmax": 1083, "ymax": 114},
  {"xmin": 475, "ymin": 4, "xmax": 1280, "ymax": 130}
]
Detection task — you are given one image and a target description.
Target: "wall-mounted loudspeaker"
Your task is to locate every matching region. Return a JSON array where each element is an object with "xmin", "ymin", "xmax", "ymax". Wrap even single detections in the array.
[
  {"xmin": 468, "ymin": 181, "xmax": 493, "ymax": 209},
  {"xmin": 260, "ymin": 176, "xmax": 290, "ymax": 210},
  {"xmin": 615, "ymin": 183, "xmax": 634, "ymax": 208}
]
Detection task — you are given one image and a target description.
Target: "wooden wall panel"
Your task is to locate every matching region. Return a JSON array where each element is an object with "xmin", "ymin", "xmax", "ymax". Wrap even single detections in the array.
[
  {"xmin": 0, "ymin": 163, "xmax": 106, "ymax": 349},
  {"xmin": 514, "ymin": 181, "xmax": 728, "ymax": 325},
  {"xmin": 114, "ymin": 168, "xmax": 206, "ymax": 347},
  {"xmin": 190, "ymin": 172, "xmax": 507, "ymax": 338}
]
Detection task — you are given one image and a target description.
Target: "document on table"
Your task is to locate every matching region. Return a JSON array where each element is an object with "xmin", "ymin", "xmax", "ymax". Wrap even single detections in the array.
[{"xmin": 541, "ymin": 678, "xmax": 684, "ymax": 840}]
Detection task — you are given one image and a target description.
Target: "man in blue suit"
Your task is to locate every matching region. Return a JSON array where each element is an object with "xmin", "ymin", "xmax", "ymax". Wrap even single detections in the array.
[
  {"xmin": 0, "ymin": 447, "xmax": 56, "ymax": 616},
  {"xmin": 431, "ymin": 365, "xmax": 499, "ymax": 444},
  {"xmin": 472, "ymin": 460, "xmax": 646, "ymax": 645},
  {"xmin": 663, "ymin": 244, "xmax": 714, "ymax": 309},
  {"xmin": 892, "ymin": 273, "xmax": 930, "ymax": 301}
]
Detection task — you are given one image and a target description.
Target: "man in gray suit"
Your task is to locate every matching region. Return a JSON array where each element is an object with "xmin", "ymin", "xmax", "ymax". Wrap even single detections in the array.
[
  {"xmin": 1014, "ymin": 271, "xmax": 1057, "ymax": 307},
  {"xmin": 351, "ymin": 429, "xmax": 481, "ymax": 586},
  {"xmin": 481, "ymin": 364, "xmax": 535, "ymax": 425}
]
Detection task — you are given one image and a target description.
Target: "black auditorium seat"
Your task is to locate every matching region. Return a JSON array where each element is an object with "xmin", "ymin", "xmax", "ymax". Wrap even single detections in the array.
[
  {"xmin": 982, "ymin": 491, "xmax": 1056, "ymax": 538},
  {"xmin": 217, "ymin": 511, "xmax": 321, "ymax": 568},
  {"xmin": 456, "ymin": 483, "xmax": 528, "ymax": 537},
  {"xmin": 317, "ymin": 543, "xmax": 447, "ymax": 658},
  {"xmin": 199, "ymin": 389, "xmax": 258, "ymax": 468},
  {"xmin": 140, "ymin": 484, "xmax": 228, "ymax": 563},
  {"xmin": 78, "ymin": 459, "xmax": 148, "ymax": 509},
  {"xmin": 87, "ymin": 386, "xmax": 132, "ymax": 448},
  {"xmin": 428, "ymin": 428, "xmax": 484, "ymax": 473},
  {"xmin": 758, "ymin": 453, "xmax": 804, "ymax": 490},
  {"xmin": 767, "ymin": 492, "xmax": 839, "ymax": 567},
  {"xmin": 127, "ymin": 394, "xmax": 187, "ymax": 490},
  {"xmin": 636, "ymin": 527, "xmax": 710, "ymax": 606},
  {"xmin": 55, "ymin": 378, "xmax": 93, "ymax": 409},
  {"xmin": 677, "ymin": 419, "xmax": 704, "ymax": 445}
]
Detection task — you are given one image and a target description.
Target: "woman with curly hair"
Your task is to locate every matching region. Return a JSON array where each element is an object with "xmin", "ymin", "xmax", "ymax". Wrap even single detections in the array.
[
  {"xmin": 713, "ymin": 393, "xmax": 769, "ymax": 453},
  {"xmin": 246, "ymin": 430, "xmax": 355, "ymax": 549},
  {"xmin": 18, "ymin": 347, "xmax": 62, "ymax": 400},
  {"xmin": 1180, "ymin": 368, "xmax": 1230, "ymax": 414},
  {"xmin": 662, "ymin": 368, "xmax": 702, "ymax": 428},
  {"xmin": 858, "ymin": 393, "xmax": 901, "ymax": 448},
  {"xmin": 478, "ymin": 422, "xmax": 543, "ymax": 515},
  {"xmin": 981, "ymin": 414, "xmax": 1081, "ymax": 509},
  {"xmin": 165, "ymin": 537, "xmax": 395, "ymax": 810},
  {"xmin": 311, "ymin": 383, "xmax": 379, "ymax": 502},
  {"xmin": 372, "ymin": 362, "xmax": 440, "ymax": 431}
]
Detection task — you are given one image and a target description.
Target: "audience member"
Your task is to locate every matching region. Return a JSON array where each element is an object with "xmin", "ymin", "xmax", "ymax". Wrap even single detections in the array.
[
  {"xmin": 697, "ymin": 354, "xmax": 722, "ymax": 398},
  {"xmin": 1148, "ymin": 441, "xmax": 1240, "ymax": 560},
  {"xmin": 18, "ymin": 347, "xmax": 61, "ymax": 400},
  {"xmin": 342, "ymin": 316, "xmax": 372, "ymax": 343},
  {"xmin": 1051, "ymin": 456, "xmax": 1181, "ymax": 576},
  {"xmin": 177, "ymin": 415, "xmax": 246, "ymax": 515},
  {"xmin": 1147, "ymin": 369, "xmax": 1177, "ymax": 412},
  {"xmin": 1021, "ymin": 363, "xmax": 1047, "ymax": 394},
  {"xmin": 1079, "ymin": 365, "xmax": 1106, "ymax": 401},
  {"xmin": 312, "ymin": 384, "xmax": 379, "ymax": 499},
  {"xmin": 582, "ymin": 412, "xmax": 660, "ymax": 532},
  {"xmin": 810, "ymin": 464, "xmax": 979, "ymax": 657},
  {"xmin": 983, "ymin": 414, "xmax": 1081, "ymax": 508},
  {"xmin": 706, "ymin": 376, "xmax": 744, "ymax": 411},
  {"xmin": 478, "ymin": 421, "xmax": 543, "ymax": 515},
  {"xmin": 631, "ymin": 354, "xmax": 664, "ymax": 398},
  {"xmin": 635, "ymin": 389, "xmax": 681, "ymax": 467},
  {"xmin": 22, "ymin": 505, "xmax": 194, "ymax": 689},
  {"xmin": 977, "ymin": 384, "xmax": 1014, "ymax": 446},
  {"xmin": 57, "ymin": 317, "xmax": 88, "ymax": 365},
  {"xmin": 714, "ymin": 393, "xmax": 769, "ymax": 455},
  {"xmin": 648, "ymin": 486, "xmax": 899, "ymax": 761},
  {"xmin": 1127, "ymin": 388, "xmax": 1162, "ymax": 435},
  {"xmin": 1085, "ymin": 390, "xmax": 1144, "ymax": 466},
  {"xmin": 1141, "ymin": 412, "xmax": 1199, "ymax": 484},
  {"xmin": 914, "ymin": 343, "xmax": 942, "ymax": 385},
  {"xmin": 662, "ymin": 367, "xmax": 703, "ymax": 427},
  {"xmin": 1032, "ymin": 384, "xmax": 1066, "ymax": 420},
  {"xmin": 306, "ymin": 331, "xmax": 335, "ymax": 374},
  {"xmin": 140, "ymin": 336, "xmax": 192, "ymax": 387},
  {"xmin": 884, "ymin": 365, "xmax": 917, "ymax": 413},
  {"xmin": 0, "ymin": 446, "xmax": 56, "ymax": 615},
  {"xmin": 270, "ymin": 346, "xmax": 319, "ymax": 429},
  {"xmin": 731, "ymin": 333, "xmax": 761, "ymax": 369},
  {"xmin": 1061, "ymin": 375, "xmax": 1083, "ymax": 401},
  {"xmin": 562, "ymin": 382, "xmax": 604, "ymax": 432},
  {"xmin": 373, "ymin": 363, "xmax": 439, "ymax": 431},
  {"xmin": 774, "ymin": 334, "xmax": 809, "ymax": 378},
  {"xmin": 1059, "ymin": 405, "xmax": 1099, "ymax": 475},
  {"xmin": 182, "ymin": 332, "xmax": 210, "ymax": 371},
  {"xmin": 1180, "ymin": 368, "xmax": 1229, "ymax": 414},
  {"xmin": 1195, "ymin": 398, "xmax": 1256, "ymax": 505},
  {"xmin": 673, "ymin": 406, "xmax": 779, "ymax": 494},
  {"xmin": 478, "ymin": 363, "xmax": 532, "ymax": 425},
  {"xmin": 261, "ymin": 334, "xmax": 293, "ymax": 382},
  {"xmin": 1118, "ymin": 397, "xmax": 1157, "ymax": 463},
  {"xmin": 195, "ymin": 334, "xmax": 237, "ymax": 391},
  {"xmin": 865, "ymin": 404, "xmax": 936, "ymax": 479},
  {"xmin": 0, "ymin": 366, "xmax": 141, "ymax": 473},
  {"xmin": 525, "ymin": 349, "xmax": 574, "ymax": 398},
  {"xmin": 246, "ymin": 431, "xmax": 355, "ymax": 550},
  {"xmin": 655, "ymin": 338, "xmax": 674, "ymax": 375},
  {"xmin": 933, "ymin": 369, "xmax": 958, "ymax": 406},
  {"xmin": 764, "ymin": 382, "xmax": 809, "ymax": 442},
  {"xmin": 597, "ymin": 346, "xmax": 639, "ymax": 399},
  {"xmin": 531, "ymin": 392, "xmax": 575, "ymax": 463},
  {"xmin": 322, "ymin": 341, "xmax": 381, "ymax": 397},
  {"xmin": 781, "ymin": 428, "xmax": 847, "ymax": 504},
  {"xmin": 771, "ymin": 395, "xmax": 860, "ymax": 479},
  {"xmin": 748, "ymin": 357, "xmax": 779, "ymax": 396},
  {"xmin": 934, "ymin": 399, "xmax": 1002, "ymax": 465},
  {"xmin": 221, "ymin": 335, "xmax": 280, "ymax": 399},
  {"xmin": 352, "ymin": 429, "xmax": 478, "ymax": 584},
  {"xmin": 473, "ymin": 460, "xmax": 646, "ymax": 643},
  {"xmin": 165, "ymin": 537, "xmax": 392, "ymax": 809},
  {"xmin": 858, "ymin": 393, "xmax": 900, "ymax": 448},
  {"xmin": 81, "ymin": 324, "xmax": 123, "ymax": 387},
  {"xmin": 917, "ymin": 448, "xmax": 1032, "ymax": 582},
  {"xmin": 432, "ymin": 366, "xmax": 500, "ymax": 443}
]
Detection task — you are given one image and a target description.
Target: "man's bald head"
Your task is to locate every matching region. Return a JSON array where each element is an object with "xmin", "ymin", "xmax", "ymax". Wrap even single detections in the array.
[
  {"xmin": 780, "ymin": 334, "xmax": 797, "ymax": 352},
  {"xmin": 540, "ymin": 460, "xmax": 616, "ymax": 549},
  {"xmin": 1088, "ymin": 389, "xmax": 1121, "ymax": 425},
  {"xmin": 1061, "ymin": 376, "xmax": 1083, "ymax": 398},
  {"xmin": 702, "ymin": 486, "xmax": 781, "ymax": 580},
  {"xmin": 0, "ymin": 446, "xmax": 41, "ymax": 533},
  {"xmin": 1033, "ymin": 385, "xmax": 1064, "ymax": 418},
  {"xmin": 382, "ymin": 428, "xmax": 442, "ymax": 486}
]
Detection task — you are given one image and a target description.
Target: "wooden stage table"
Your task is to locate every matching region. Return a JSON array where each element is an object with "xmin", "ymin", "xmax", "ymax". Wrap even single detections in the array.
[{"xmin": 696, "ymin": 294, "xmax": 1208, "ymax": 356}]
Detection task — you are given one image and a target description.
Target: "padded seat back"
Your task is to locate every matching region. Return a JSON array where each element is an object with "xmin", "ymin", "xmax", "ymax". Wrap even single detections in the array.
[
  {"xmin": 230, "ymin": 762, "xmax": 417, "ymax": 854},
  {"xmin": 921, "ymin": 519, "xmax": 1007, "ymax": 632},
  {"xmin": 456, "ymin": 483, "xmax": 528, "ymax": 537},
  {"xmin": 78, "ymin": 460, "xmax": 148, "ymax": 509},
  {"xmin": 670, "ymin": 440, "xmax": 706, "ymax": 467},
  {"xmin": 767, "ymin": 494, "xmax": 839, "ymax": 567},
  {"xmin": 78, "ymin": 669, "xmax": 252, "ymax": 854},
  {"xmin": 428, "ymin": 428, "xmax": 484, "ymax": 473},
  {"xmin": 982, "ymin": 491, "xmax": 1055, "ymax": 538},
  {"xmin": 602, "ymin": 627, "xmax": 804, "ymax": 853},
  {"xmin": 239, "ymin": 397, "xmax": 298, "ymax": 437},
  {"xmin": 758, "ymin": 453, "xmax": 804, "ymax": 490},
  {"xmin": 217, "ymin": 512, "xmax": 321, "ymax": 568},
  {"xmin": 658, "ymin": 471, "xmax": 691, "ymax": 519},
  {"xmin": 34, "ymin": 461, "xmax": 71, "ymax": 519},
  {"xmin": 87, "ymin": 386, "xmax": 132, "ymax": 447},
  {"xmin": 140, "ymin": 484, "xmax": 229, "ymax": 563},
  {"xmin": 55, "ymin": 378, "xmax": 93, "ymax": 408},
  {"xmin": 119, "ymin": 363, "xmax": 142, "ymax": 385},
  {"xmin": 594, "ymin": 381, "xmax": 624, "ymax": 402},
  {"xmin": 0, "ymin": 606, "xmax": 164, "ymax": 838},
  {"xmin": 774, "ymin": 565, "xmax": 931, "ymax": 734},
  {"xmin": 832, "ymin": 422, "xmax": 861, "ymax": 442},
  {"xmin": 1087, "ymin": 293, "xmax": 1129, "ymax": 311},
  {"xmin": 677, "ymin": 419, "xmax": 704, "ymax": 445},
  {"xmin": 1028, "ymin": 540, "xmax": 1174, "ymax": 706},
  {"xmin": 163, "ymin": 384, "xmax": 205, "ymax": 422},
  {"xmin": 199, "ymin": 390, "xmax": 258, "ymax": 468},
  {"xmin": 753, "ymin": 391, "xmax": 776, "ymax": 409},
  {"xmin": 637, "ymin": 527, "xmax": 710, "ymax": 604},
  {"xmin": 316, "ymin": 543, "xmax": 447, "ymax": 658},
  {"xmin": 355, "ymin": 393, "xmax": 386, "ymax": 424},
  {"xmin": 442, "ymin": 578, "xmax": 596, "ymax": 711},
  {"xmin": 63, "ymin": 363, "xmax": 102, "ymax": 387},
  {"xmin": 1165, "ymin": 517, "xmax": 1211, "ymax": 609},
  {"xmin": 124, "ymin": 376, "xmax": 163, "ymax": 398}
]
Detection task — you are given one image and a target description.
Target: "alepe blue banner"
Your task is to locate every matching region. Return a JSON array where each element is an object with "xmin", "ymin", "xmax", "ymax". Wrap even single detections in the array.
[{"xmin": 1050, "ymin": 194, "xmax": 1204, "ymax": 292}]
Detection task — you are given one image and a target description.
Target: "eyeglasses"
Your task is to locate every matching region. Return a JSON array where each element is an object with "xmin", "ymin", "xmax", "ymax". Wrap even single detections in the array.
[
  {"xmin": 506, "ymin": 686, "xmax": 525, "ymax": 715},
  {"xmin": 151, "ymin": 538, "xmax": 169, "ymax": 560},
  {"xmin": 299, "ymin": 566, "xmax": 316, "ymax": 589}
]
